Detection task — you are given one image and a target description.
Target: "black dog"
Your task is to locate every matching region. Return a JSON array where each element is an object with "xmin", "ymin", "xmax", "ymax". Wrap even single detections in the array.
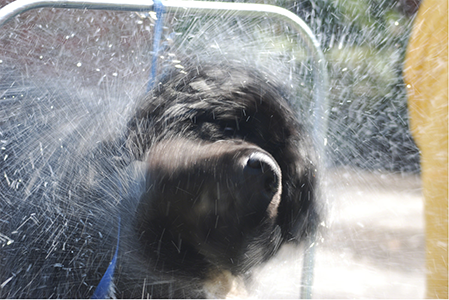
[{"xmin": 0, "ymin": 61, "xmax": 318, "ymax": 298}]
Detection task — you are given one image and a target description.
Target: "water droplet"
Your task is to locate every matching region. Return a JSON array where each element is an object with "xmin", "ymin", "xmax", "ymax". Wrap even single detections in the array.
[{"xmin": 149, "ymin": 11, "xmax": 157, "ymax": 20}]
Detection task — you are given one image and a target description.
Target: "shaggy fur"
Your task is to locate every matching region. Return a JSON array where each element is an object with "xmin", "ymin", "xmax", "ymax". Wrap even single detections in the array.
[{"xmin": 0, "ymin": 62, "xmax": 317, "ymax": 298}]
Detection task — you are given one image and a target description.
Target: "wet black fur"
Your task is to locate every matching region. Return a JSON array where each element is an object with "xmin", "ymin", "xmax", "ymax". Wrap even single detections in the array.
[{"xmin": 0, "ymin": 62, "xmax": 318, "ymax": 298}]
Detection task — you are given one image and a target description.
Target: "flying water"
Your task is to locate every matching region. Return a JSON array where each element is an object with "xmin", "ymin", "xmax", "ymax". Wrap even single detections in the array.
[{"xmin": 0, "ymin": 1, "xmax": 424, "ymax": 298}]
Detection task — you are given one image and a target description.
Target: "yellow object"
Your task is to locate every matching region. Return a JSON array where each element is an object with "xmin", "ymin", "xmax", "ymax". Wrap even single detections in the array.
[{"xmin": 404, "ymin": 0, "xmax": 448, "ymax": 298}]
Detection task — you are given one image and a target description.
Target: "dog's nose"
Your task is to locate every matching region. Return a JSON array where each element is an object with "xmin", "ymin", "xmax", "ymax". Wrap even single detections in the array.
[
  {"xmin": 242, "ymin": 152, "xmax": 282, "ymax": 214},
  {"xmin": 245, "ymin": 152, "xmax": 280, "ymax": 196}
]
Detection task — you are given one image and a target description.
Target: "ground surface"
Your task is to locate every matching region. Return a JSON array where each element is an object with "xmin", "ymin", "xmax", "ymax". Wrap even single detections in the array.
[{"xmin": 248, "ymin": 167, "xmax": 425, "ymax": 299}]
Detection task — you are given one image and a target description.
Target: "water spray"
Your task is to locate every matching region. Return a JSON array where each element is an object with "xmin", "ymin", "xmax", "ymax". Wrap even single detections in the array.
[{"xmin": 0, "ymin": 0, "xmax": 329, "ymax": 297}]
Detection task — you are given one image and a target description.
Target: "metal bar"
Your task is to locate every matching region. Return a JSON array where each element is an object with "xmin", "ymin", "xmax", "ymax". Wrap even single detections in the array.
[{"xmin": 0, "ymin": 1, "xmax": 328, "ymax": 297}]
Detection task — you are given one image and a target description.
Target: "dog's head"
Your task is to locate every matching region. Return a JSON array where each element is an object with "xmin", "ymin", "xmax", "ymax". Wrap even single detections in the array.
[{"xmin": 124, "ymin": 62, "xmax": 318, "ymax": 287}]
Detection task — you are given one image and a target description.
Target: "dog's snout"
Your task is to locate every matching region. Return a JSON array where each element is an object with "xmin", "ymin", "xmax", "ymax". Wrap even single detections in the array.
[{"xmin": 144, "ymin": 140, "xmax": 283, "ymax": 229}]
